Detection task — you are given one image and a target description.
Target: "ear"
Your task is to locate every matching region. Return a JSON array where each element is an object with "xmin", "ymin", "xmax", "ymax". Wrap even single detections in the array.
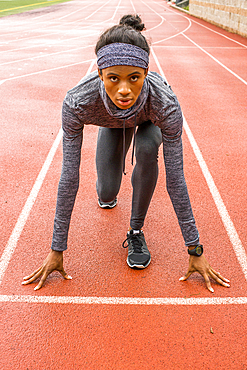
[
  {"xmin": 98, "ymin": 68, "xmax": 103, "ymax": 81},
  {"xmin": 144, "ymin": 67, "xmax": 149, "ymax": 78}
]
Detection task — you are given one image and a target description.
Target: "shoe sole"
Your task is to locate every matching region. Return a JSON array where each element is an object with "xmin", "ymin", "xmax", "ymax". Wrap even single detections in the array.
[
  {"xmin": 98, "ymin": 199, "xmax": 117, "ymax": 209},
  {"xmin": 126, "ymin": 257, "xmax": 151, "ymax": 269}
]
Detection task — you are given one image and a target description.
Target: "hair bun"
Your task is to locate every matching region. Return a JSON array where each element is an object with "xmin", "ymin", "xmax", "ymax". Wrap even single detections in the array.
[{"xmin": 119, "ymin": 14, "xmax": 145, "ymax": 32}]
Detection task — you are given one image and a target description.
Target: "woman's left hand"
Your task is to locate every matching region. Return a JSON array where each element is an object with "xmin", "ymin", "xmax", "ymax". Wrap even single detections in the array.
[{"xmin": 179, "ymin": 254, "xmax": 230, "ymax": 292}]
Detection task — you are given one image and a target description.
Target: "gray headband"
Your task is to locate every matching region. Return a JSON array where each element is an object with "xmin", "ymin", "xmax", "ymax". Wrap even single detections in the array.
[{"xmin": 97, "ymin": 43, "xmax": 149, "ymax": 70}]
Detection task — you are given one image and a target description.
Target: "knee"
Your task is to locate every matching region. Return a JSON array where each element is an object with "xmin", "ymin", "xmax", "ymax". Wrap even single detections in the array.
[
  {"xmin": 96, "ymin": 180, "xmax": 118, "ymax": 202},
  {"xmin": 135, "ymin": 139, "xmax": 159, "ymax": 164}
]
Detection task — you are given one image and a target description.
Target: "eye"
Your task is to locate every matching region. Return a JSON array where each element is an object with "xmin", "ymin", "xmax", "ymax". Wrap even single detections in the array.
[
  {"xmin": 110, "ymin": 76, "xmax": 118, "ymax": 82},
  {"xmin": 130, "ymin": 75, "xmax": 139, "ymax": 82}
]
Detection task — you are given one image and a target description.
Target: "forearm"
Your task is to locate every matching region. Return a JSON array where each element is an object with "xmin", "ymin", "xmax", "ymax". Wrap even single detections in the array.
[
  {"xmin": 51, "ymin": 109, "xmax": 83, "ymax": 251},
  {"xmin": 51, "ymin": 168, "xmax": 80, "ymax": 251},
  {"xmin": 163, "ymin": 136, "xmax": 199, "ymax": 246}
]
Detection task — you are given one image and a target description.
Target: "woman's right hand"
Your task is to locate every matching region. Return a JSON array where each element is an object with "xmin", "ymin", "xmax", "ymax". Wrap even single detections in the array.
[{"xmin": 22, "ymin": 250, "xmax": 72, "ymax": 290}]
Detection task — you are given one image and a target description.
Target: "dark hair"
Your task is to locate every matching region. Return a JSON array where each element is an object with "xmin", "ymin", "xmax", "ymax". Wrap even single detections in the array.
[{"xmin": 95, "ymin": 14, "xmax": 150, "ymax": 55}]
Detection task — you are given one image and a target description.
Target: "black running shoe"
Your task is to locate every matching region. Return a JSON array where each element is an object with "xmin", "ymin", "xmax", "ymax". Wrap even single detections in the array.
[
  {"xmin": 98, "ymin": 198, "xmax": 117, "ymax": 209},
  {"xmin": 122, "ymin": 229, "xmax": 151, "ymax": 269}
]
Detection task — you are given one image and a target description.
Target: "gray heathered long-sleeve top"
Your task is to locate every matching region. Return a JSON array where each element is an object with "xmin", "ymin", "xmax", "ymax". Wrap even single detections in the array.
[{"xmin": 51, "ymin": 70, "xmax": 199, "ymax": 251}]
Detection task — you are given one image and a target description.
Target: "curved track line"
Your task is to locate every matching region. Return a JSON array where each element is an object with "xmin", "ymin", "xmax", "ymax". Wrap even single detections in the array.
[
  {"xmin": 0, "ymin": 294, "xmax": 247, "ymax": 305},
  {"xmin": 148, "ymin": 1, "xmax": 246, "ymax": 85},
  {"xmin": 146, "ymin": 2, "xmax": 246, "ymax": 85},
  {"xmin": 152, "ymin": 20, "xmax": 191, "ymax": 44},
  {"xmin": 168, "ymin": 4, "xmax": 247, "ymax": 49},
  {"xmin": 147, "ymin": 18, "xmax": 165, "ymax": 32},
  {"xmin": 140, "ymin": 0, "xmax": 168, "ymax": 34},
  {"xmin": 0, "ymin": 59, "xmax": 96, "ymax": 285},
  {"xmin": 129, "ymin": 0, "xmax": 161, "ymax": 35},
  {"xmin": 151, "ymin": 46, "xmax": 247, "ymax": 281},
  {"xmin": 152, "ymin": 0, "xmax": 247, "ymax": 49},
  {"xmin": 131, "ymin": 0, "xmax": 165, "ymax": 33},
  {"xmin": 141, "ymin": 0, "xmax": 165, "ymax": 20},
  {"xmin": 139, "ymin": 0, "xmax": 192, "ymax": 44}
]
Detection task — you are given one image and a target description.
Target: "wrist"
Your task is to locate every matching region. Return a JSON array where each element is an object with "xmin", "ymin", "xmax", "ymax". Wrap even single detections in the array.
[
  {"xmin": 188, "ymin": 244, "xmax": 203, "ymax": 257},
  {"xmin": 188, "ymin": 245, "xmax": 197, "ymax": 250}
]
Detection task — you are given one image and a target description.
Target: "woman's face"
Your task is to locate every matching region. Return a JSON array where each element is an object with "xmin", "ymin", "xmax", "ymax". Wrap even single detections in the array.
[{"xmin": 98, "ymin": 65, "xmax": 148, "ymax": 109}]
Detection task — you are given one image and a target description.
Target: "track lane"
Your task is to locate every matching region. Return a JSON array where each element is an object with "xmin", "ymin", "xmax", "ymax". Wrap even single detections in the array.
[
  {"xmin": 1, "ymin": 1, "xmax": 247, "ymax": 368},
  {"xmin": 151, "ymin": 31, "xmax": 247, "ymax": 257}
]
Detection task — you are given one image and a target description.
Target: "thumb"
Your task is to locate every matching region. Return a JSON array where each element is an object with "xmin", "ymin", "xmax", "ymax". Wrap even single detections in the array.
[
  {"xmin": 59, "ymin": 267, "xmax": 72, "ymax": 280},
  {"xmin": 179, "ymin": 270, "xmax": 193, "ymax": 281}
]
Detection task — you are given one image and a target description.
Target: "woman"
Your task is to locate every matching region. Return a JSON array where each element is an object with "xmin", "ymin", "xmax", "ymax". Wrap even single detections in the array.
[{"xmin": 22, "ymin": 15, "xmax": 230, "ymax": 292}]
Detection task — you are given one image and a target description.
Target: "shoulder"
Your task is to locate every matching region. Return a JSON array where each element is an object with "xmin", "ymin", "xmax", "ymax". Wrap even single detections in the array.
[
  {"xmin": 146, "ymin": 70, "xmax": 168, "ymax": 85},
  {"xmin": 146, "ymin": 71, "xmax": 176, "ymax": 103},
  {"xmin": 146, "ymin": 72, "xmax": 183, "ymax": 140},
  {"xmin": 64, "ymin": 70, "xmax": 101, "ymax": 110},
  {"xmin": 146, "ymin": 71, "xmax": 182, "ymax": 116}
]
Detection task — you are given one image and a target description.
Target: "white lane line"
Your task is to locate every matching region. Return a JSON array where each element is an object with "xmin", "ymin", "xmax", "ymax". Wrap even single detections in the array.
[
  {"xmin": 130, "ymin": 0, "xmax": 136, "ymax": 13},
  {"xmin": 0, "ymin": 44, "xmax": 94, "ymax": 66},
  {"xmin": 189, "ymin": 19, "xmax": 247, "ymax": 49},
  {"xmin": 0, "ymin": 0, "xmax": 116, "ymax": 45},
  {"xmin": 0, "ymin": 58, "xmax": 94, "ymax": 85},
  {"xmin": 139, "ymin": 0, "xmax": 169, "ymax": 34},
  {"xmin": 152, "ymin": 20, "xmax": 191, "ymax": 44},
  {"xmin": 0, "ymin": 59, "xmax": 96, "ymax": 285},
  {"xmin": 56, "ymin": 0, "xmax": 99, "ymax": 21},
  {"xmin": 150, "ymin": 46, "xmax": 245, "ymax": 50},
  {"xmin": 0, "ymin": 294, "xmax": 247, "ymax": 305},
  {"xmin": 0, "ymin": 2, "xmax": 119, "ymax": 56},
  {"xmin": 110, "ymin": 0, "xmax": 122, "ymax": 21},
  {"xmin": 171, "ymin": 6, "xmax": 247, "ymax": 49},
  {"xmin": 0, "ymin": 33, "xmax": 98, "ymax": 55},
  {"xmin": 183, "ymin": 118, "xmax": 247, "ymax": 279},
  {"xmin": 141, "ymin": 0, "xmax": 165, "ymax": 20},
  {"xmin": 140, "ymin": 0, "xmax": 165, "ymax": 34},
  {"xmin": 0, "ymin": 129, "xmax": 62, "ymax": 285},
  {"xmin": 0, "ymin": 0, "xmax": 109, "ymax": 37},
  {"xmin": 151, "ymin": 47, "xmax": 247, "ymax": 281},
  {"xmin": 182, "ymin": 33, "xmax": 247, "ymax": 86},
  {"xmin": 85, "ymin": 0, "xmax": 112, "ymax": 20},
  {"xmin": 140, "ymin": 0, "xmax": 192, "ymax": 44}
]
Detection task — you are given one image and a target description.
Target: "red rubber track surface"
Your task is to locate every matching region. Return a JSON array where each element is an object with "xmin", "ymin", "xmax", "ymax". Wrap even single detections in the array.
[{"xmin": 0, "ymin": 0, "xmax": 247, "ymax": 368}]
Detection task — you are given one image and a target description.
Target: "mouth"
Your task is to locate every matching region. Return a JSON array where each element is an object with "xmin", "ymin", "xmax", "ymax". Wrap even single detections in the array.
[{"xmin": 116, "ymin": 98, "xmax": 133, "ymax": 107}]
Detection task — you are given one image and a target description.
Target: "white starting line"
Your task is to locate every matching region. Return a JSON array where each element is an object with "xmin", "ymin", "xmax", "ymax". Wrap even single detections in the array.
[{"xmin": 0, "ymin": 294, "xmax": 247, "ymax": 305}]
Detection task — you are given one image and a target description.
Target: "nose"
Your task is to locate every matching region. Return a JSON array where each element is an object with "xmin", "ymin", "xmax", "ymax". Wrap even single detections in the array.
[{"xmin": 118, "ymin": 81, "xmax": 131, "ymax": 96}]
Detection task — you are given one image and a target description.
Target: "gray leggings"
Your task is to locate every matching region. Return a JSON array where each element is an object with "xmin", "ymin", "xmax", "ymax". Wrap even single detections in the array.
[{"xmin": 96, "ymin": 121, "xmax": 162, "ymax": 230}]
